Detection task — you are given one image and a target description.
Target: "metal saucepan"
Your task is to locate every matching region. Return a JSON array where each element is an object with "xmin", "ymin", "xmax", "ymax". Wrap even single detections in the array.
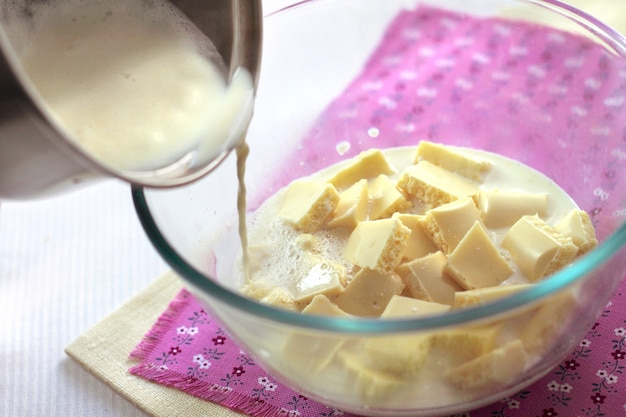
[{"xmin": 0, "ymin": 0, "xmax": 262, "ymax": 200}]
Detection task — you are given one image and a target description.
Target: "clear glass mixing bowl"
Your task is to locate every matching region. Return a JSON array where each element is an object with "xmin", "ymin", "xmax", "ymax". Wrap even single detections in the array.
[{"xmin": 133, "ymin": 0, "xmax": 626, "ymax": 415}]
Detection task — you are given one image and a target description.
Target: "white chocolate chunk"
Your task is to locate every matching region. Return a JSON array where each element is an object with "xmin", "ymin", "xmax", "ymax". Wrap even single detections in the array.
[
  {"xmin": 476, "ymin": 189, "xmax": 547, "ymax": 229},
  {"xmin": 421, "ymin": 196, "xmax": 481, "ymax": 254},
  {"xmin": 338, "ymin": 349, "xmax": 404, "ymax": 405},
  {"xmin": 397, "ymin": 160, "xmax": 479, "ymax": 208},
  {"xmin": 362, "ymin": 296, "xmax": 448, "ymax": 375},
  {"xmin": 294, "ymin": 257, "xmax": 346, "ymax": 303},
  {"xmin": 554, "ymin": 209, "xmax": 598, "ymax": 255},
  {"xmin": 328, "ymin": 149, "xmax": 395, "ymax": 189},
  {"xmin": 281, "ymin": 329, "xmax": 346, "ymax": 374},
  {"xmin": 260, "ymin": 287, "xmax": 297, "ymax": 310},
  {"xmin": 334, "ymin": 269, "xmax": 405, "ymax": 317},
  {"xmin": 381, "ymin": 294, "xmax": 451, "ymax": 318},
  {"xmin": 392, "ymin": 213, "xmax": 438, "ymax": 261},
  {"xmin": 369, "ymin": 174, "xmax": 411, "ymax": 220},
  {"xmin": 279, "ymin": 180, "xmax": 339, "ymax": 232},
  {"xmin": 415, "ymin": 140, "xmax": 491, "ymax": 182},
  {"xmin": 276, "ymin": 294, "xmax": 348, "ymax": 374},
  {"xmin": 445, "ymin": 340, "xmax": 527, "ymax": 390},
  {"xmin": 433, "ymin": 324, "xmax": 502, "ymax": 365},
  {"xmin": 519, "ymin": 290, "xmax": 576, "ymax": 354},
  {"xmin": 395, "ymin": 251, "xmax": 462, "ymax": 305},
  {"xmin": 501, "ymin": 215, "xmax": 578, "ymax": 282},
  {"xmin": 453, "ymin": 284, "xmax": 534, "ymax": 308},
  {"xmin": 344, "ymin": 218, "xmax": 411, "ymax": 273},
  {"xmin": 302, "ymin": 294, "xmax": 352, "ymax": 317},
  {"xmin": 364, "ymin": 334, "xmax": 433, "ymax": 376},
  {"xmin": 446, "ymin": 221, "xmax": 513, "ymax": 290},
  {"xmin": 327, "ymin": 179, "xmax": 369, "ymax": 229}
]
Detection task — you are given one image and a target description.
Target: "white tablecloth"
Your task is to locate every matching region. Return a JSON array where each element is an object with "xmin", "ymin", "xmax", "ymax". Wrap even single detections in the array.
[{"xmin": 0, "ymin": 181, "xmax": 168, "ymax": 417}]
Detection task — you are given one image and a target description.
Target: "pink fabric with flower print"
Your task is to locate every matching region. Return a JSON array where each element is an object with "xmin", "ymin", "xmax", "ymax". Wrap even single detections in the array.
[
  {"xmin": 130, "ymin": 5, "xmax": 626, "ymax": 417},
  {"xmin": 129, "ymin": 282, "xmax": 626, "ymax": 417}
]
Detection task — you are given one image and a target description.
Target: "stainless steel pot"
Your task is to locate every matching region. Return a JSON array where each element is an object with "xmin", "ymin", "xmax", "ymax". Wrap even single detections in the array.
[{"xmin": 0, "ymin": 0, "xmax": 262, "ymax": 200}]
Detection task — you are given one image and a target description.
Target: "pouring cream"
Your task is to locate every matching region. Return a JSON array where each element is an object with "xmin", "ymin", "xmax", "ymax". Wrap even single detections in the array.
[{"xmin": 15, "ymin": 0, "xmax": 254, "ymax": 172}]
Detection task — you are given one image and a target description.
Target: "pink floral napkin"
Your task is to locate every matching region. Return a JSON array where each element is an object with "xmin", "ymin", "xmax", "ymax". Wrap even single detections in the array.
[
  {"xmin": 130, "ymin": 5, "xmax": 626, "ymax": 417},
  {"xmin": 129, "ymin": 280, "xmax": 626, "ymax": 417}
]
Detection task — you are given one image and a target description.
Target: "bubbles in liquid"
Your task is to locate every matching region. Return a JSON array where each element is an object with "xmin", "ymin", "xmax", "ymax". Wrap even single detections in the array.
[{"xmin": 245, "ymin": 203, "xmax": 354, "ymax": 291}]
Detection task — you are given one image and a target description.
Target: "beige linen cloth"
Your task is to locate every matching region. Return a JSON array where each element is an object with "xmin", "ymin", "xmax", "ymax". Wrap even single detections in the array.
[
  {"xmin": 65, "ymin": 2, "xmax": 626, "ymax": 417},
  {"xmin": 65, "ymin": 271, "xmax": 246, "ymax": 417}
]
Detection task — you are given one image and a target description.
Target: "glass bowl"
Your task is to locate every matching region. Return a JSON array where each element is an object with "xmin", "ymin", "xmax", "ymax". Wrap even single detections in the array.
[{"xmin": 133, "ymin": 0, "xmax": 626, "ymax": 415}]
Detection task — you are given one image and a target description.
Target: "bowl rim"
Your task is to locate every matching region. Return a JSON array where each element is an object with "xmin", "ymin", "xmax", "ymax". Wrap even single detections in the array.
[{"xmin": 132, "ymin": 0, "xmax": 626, "ymax": 334}]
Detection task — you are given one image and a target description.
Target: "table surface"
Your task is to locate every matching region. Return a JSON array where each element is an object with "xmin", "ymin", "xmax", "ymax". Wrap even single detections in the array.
[
  {"xmin": 0, "ymin": 181, "xmax": 168, "ymax": 417},
  {"xmin": 1, "ymin": 1, "xmax": 625, "ymax": 417}
]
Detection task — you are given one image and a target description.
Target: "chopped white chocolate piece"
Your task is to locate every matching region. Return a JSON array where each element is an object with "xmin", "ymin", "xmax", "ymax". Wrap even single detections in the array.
[
  {"xmin": 381, "ymin": 294, "xmax": 451, "ymax": 318},
  {"xmin": 445, "ymin": 340, "xmax": 527, "ymax": 390},
  {"xmin": 302, "ymin": 294, "xmax": 352, "ymax": 317},
  {"xmin": 344, "ymin": 218, "xmax": 411, "ymax": 273},
  {"xmin": 281, "ymin": 329, "xmax": 346, "ymax": 374},
  {"xmin": 369, "ymin": 174, "xmax": 411, "ymax": 220},
  {"xmin": 476, "ymin": 189, "xmax": 547, "ymax": 229},
  {"xmin": 433, "ymin": 324, "xmax": 502, "ymax": 364},
  {"xmin": 328, "ymin": 149, "xmax": 395, "ymax": 189},
  {"xmin": 334, "ymin": 269, "xmax": 405, "ymax": 317},
  {"xmin": 364, "ymin": 333, "xmax": 433, "ymax": 376},
  {"xmin": 338, "ymin": 349, "xmax": 403, "ymax": 405},
  {"xmin": 392, "ymin": 213, "xmax": 438, "ymax": 261},
  {"xmin": 361, "ymin": 296, "xmax": 448, "ymax": 375},
  {"xmin": 294, "ymin": 257, "xmax": 346, "ymax": 304},
  {"xmin": 396, "ymin": 251, "xmax": 462, "ymax": 305},
  {"xmin": 501, "ymin": 215, "xmax": 578, "ymax": 282},
  {"xmin": 453, "ymin": 284, "xmax": 534, "ymax": 308},
  {"xmin": 421, "ymin": 197, "xmax": 481, "ymax": 254},
  {"xmin": 519, "ymin": 290, "xmax": 576, "ymax": 354},
  {"xmin": 397, "ymin": 160, "xmax": 479, "ymax": 208},
  {"xmin": 240, "ymin": 278, "xmax": 275, "ymax": 300},
  {"xmin": 446, "ymin": 221, "xmax": 513, "ymax": 290},
  {"xmin": 554, "ymin": 209, "xmax": 598, "ymax": 255},
  {"xmin": 415, "ymin": 140, "xmax": 491, "ymax": 182},
  {"xmin": 260, "ymin": 287, "xmax": 297, "ymax": 310},
  {"xmin": 327, "ymin": 179, "xmax": 369, "ymax": 229},
  {"xmin": 279, "ymin": 180, "xmax": 339, "ymax": 232}
]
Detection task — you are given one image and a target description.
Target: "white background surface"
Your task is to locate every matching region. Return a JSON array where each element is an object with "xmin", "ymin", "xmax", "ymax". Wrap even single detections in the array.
[{"xmin": 0, "ymin": 181, "xmax": 168, "ymax": 417}]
